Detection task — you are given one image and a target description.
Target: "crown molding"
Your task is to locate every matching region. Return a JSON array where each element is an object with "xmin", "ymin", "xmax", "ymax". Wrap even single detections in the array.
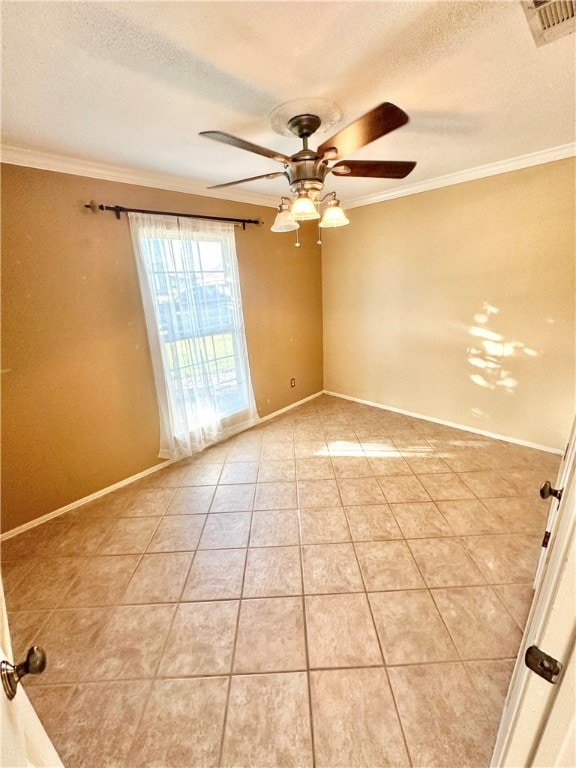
[
  {"xmin": 344, "ymin": 143, "xmax": 576, "ymax": 209},
  {"xmin": 0, "ymin": 145, "xmax": 278, "ymax": 209},
  {"xmin": 2, "ymin": 142, "xmax": 574, "ymax": 212}
]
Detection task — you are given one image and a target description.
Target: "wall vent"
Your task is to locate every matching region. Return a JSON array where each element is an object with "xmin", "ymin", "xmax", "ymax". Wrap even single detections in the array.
[{"xmin": 521, "ymin": 0, "xmax": 576, "ymax": 45}]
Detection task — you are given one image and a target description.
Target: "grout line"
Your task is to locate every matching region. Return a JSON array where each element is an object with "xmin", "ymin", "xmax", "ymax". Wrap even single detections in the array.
[
  {"xmin": 216, "ymin": 440, "xmax": 260, "ymax": 768},
  {"xmin": 297, "ymin": 512, "xmax": 317, "ymax": 768}
]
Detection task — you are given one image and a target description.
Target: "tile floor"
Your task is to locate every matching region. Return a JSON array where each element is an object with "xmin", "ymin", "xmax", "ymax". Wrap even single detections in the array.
[{"xmin": 1, "ymin": 395, "xmax": 560, "ymax": 767}]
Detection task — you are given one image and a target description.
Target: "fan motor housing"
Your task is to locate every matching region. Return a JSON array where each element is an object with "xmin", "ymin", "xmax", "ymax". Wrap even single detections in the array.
[{"xmin": 287, "ymin": 155, "xmax": 330, "ymax": 192}]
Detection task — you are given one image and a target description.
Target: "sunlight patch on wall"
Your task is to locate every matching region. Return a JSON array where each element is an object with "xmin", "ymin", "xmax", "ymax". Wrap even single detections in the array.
[{"xmin": 467, "ymin": 302, "xmax": 540, "ymax": 394}]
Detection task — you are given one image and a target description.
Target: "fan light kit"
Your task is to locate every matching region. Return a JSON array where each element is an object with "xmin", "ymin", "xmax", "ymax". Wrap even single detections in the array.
[{"xmin": 200, "ymin": 99, "xmax": 415, "ymax": 245}]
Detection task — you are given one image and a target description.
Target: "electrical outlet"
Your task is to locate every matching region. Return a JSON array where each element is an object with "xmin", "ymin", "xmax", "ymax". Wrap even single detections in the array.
[{"xmin": 290, "ymin": 378, "xmax": 296, "ymax": 388}]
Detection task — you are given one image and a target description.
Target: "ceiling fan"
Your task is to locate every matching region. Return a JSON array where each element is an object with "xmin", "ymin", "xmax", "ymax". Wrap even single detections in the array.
[{"xmin": 199, "ymin": 102, "xmax": 416, "ymax": 196}]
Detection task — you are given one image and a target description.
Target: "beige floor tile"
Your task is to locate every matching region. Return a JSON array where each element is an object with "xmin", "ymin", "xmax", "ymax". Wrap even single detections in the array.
[
  {"xmin": 331, "ymin": 456, "xmax": 373, "ymax": 478},
  {"xmin": 146, "ymin": 514, "xmax": 205, "ymax": 552},
  {"xmin": 407, "ymin": 537, "xmax": 486, "ymax": 587},
  {"xmin": 504, "ymin": 467, "xmax": 555, "ymax": 494},
  {"xmin": 390, "ymin": 501, "xmax": 454, "ymax": 538},
  {"xmin": 121, "ymin": 552, "xmax": 192, "ymax": 603},
  {"xmin": 299, "ymin": 507, "xmax": 350, "ymax": 543},
  {"xmin": 355, "ymin": 541, "xmax": 425, "ymax": 591},
  {"xmin": 127, "ymin": 677, "xmax": 228, "ymax": 767},
  {"xmin": 181, "ymin": 462, "xmax": 223, "ymax": 486},
  {"xmin": 1, "ymin": 559, "xmax": 36, "ymax": 597},
  {"xmin": 464, "ymin": 659, "xmax": 515, "ymax": 730},
  {"xmin": 226, "ymin": 443, "xmax": 262, "ymax": 463},
  {"xmin": 295, "ymin": 456, "xmax": 334, "ymax": 479},
  {"xmin": 258, "ymin": 459, "xmax": 296, "ymax": 482},
  {"xmin": 377, "ymin": 474, "xmax": 430, "ymax": 503},
  {"xmin": 5, "ymin": 395, "xmax": 552, "ymax": 768},
  {"xmin": 249, "ymin": 509, "xmax": 300, "ymax": 547},
  {"xmin": 463, "ymin": 533, "xmax": 542, "ymax": 582},
  {"xmin": 367, "ymin": 456, "xmax": 413, "ymax": 476},
  {"xmin": 5, "ymin": 557, "xmax": 87, "ymax": 611},
  {"xmin": 25, "ymin": 685, "xmax": 75, "ymax": 735},
  {"xmin": 327, "ymin": 438, "xmax": 363, "ymax": 457},
  {"xmin": 8, "ymin": 610, "xmax": 53, "ymax": 659},
  {"xmin": 25, "ymin": 607, "xmax": 110, "ymax": 686},
  {"xmin": 369, "ymin": 590, "xmax": 458, "ymax": 665},
  {"xmin": 388, "ymin": 662, "xmax": 494, "ymax": 767},
  {"xmin": 60, "ymin": 555, "xmax": 140, "ymax": 607},
  {"xmin": 495, "ymin": 583, "xmax": 535, "ymax": 629},
  {"xmin": 311, "ymin": 667, "xmax": 410, "ymax": 767},
  {"xmin": 198, "ymin": 512, "xmax": 251, "ymax": 549},
  {"xmin": 221, "ymin": 672, "xmax": 313, "ymax": 768},
  {"xmin": 98, "ymin": 517, "xmax": 161, "ymax": 555},
  {"xmin": 305, "ymin": 593, "xmax": 382, "ymax": 668},
  {"xmin": 417, "ymin": 472, "xmax": 475, "ymax": 501},
  {"xmin": 437, "ymin": 498, "xmax": 505, "ymax": 535},
  {"xmin": 47, "ymin": 519, "xmax": 116, "ymax": 557},
  {"xmin": 302, "ymin": 543, "xmax": 364, "ymax": 594},
  {"xmin": 132, "ymin": 463, "xmax": 188, "ymax": 490},
  {"xmin": 344, "ymin": 504, "xmax": 402, "ymax": 541},
  {"xmin": 480, "ymin": 497, "xmax": 547, "ymax": 534},
  {"xmin": 405, "ymin": 455, "xmax": 452, "ymax": 474},
  {"xmin": 182, "ymin": 548, "xmax": 246, "ymax": 601},
  {"xmin": 210, "ymin": 483, "xmax": 255, "ymax": 513},
  {"xmin": 55, "ymin": 680, "xmax": 152, "ymax": 768},
  {"xmin": 243, "ymin": 546, "xmax": 302, "ymax": 597},
  {"xmin": 88, "ymin": 604, "xmax": 175, "ymax": 680},
  {"xmin": 338, "ymin": 477, "xmax": 386, "ymax": 505},
  {"xmin": 261, "ymin": 440, "xmax": 295, "ymax": 460},
  {"xmin": 254, "ymin": 481, "xmax": 298, "ymax": 510},
  {"xmin": 166, "ymin": 485, "xmax": 215, "ymax": 514},
  {"xmin": 122, "ymin": 489, "xmax": 175, "ymax": 517},
  {"xmin": 234, "ymin": 597, "xmax": 306, "ymax": 673},
  {"xmin": 65, "ymin": 490, "xmax": 130, "ymax": 521},
  {"xmin": 297, "ymin": 478, "xmax": 342, "ymax": 507},
  {"xmin": 159, "ymin": 601, "xmax": 238, "ymax": 676},
  {"xmin": 433, "ymin": 586, "xmax": 523, "ymax": 659},
  {"xmin": 458, "ymin": 470, "xmax": 518, "ymax": 498},
  {"xmin": 219, "ymin": 460, "xmax": 259, "ymax": 484},
  {"xmin": 1, "ymin": 519, "xmax": 72, "ymax": 560}
]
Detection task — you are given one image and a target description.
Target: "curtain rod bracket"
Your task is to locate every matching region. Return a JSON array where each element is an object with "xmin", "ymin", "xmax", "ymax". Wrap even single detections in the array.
[{"xmin": 84, "ymin": 201, "xmax": 260, "ymax": 228}]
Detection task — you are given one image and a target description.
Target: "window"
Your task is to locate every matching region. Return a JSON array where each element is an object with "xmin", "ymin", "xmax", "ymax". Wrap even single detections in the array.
[{"xmin": 129, "ymin": 213, "xmax": 257, "ymax": 459}]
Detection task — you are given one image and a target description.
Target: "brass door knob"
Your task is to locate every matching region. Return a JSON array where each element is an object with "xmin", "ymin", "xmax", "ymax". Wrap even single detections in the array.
[{"xmin": 1, "ymin": 646, "xmax": 46, "ymax": 700}]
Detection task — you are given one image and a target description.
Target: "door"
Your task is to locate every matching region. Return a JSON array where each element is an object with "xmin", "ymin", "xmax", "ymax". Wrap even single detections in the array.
[
  {"xmin": 0, "ymin": 580, "xmax": 63, "ymax": 768},
  {"xmin": 490, "ymin": 420, "xmax": 575, "ymax": 767},
  {"xmin": 533, "ymin": 416, "xmax": 576, "ymax": 590}
]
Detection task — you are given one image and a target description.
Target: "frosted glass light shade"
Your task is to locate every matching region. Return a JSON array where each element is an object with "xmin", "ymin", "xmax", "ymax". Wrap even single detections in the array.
[
  {"xmin": 319, "ymin": 203, "xmax": 350, "ymax": 228},
  {"xmin": 288, "ymin": 193, "xmax": 320, "ymax": 221},
  {"xmin": 271, "ymin": 210, "xmax": 299, "ymax": 232}
]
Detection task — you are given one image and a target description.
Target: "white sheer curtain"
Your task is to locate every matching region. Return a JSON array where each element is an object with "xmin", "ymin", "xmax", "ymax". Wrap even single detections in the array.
[{"xmin": 129, "ymin": 212, "xmax": 258, "ymax": 460}]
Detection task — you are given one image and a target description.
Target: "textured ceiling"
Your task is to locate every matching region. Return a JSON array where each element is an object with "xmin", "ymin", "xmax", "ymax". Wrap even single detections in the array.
[{"xmin": 1, "ymin": 1, "xmax": 575, "ymax": 208}]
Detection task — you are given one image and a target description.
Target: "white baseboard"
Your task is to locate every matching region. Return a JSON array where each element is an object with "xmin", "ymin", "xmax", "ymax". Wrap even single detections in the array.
[
  {"xmin": 324, "ymin": 390, "xmax": 563, "ymax": 455},
  {"xmin": 0, "ymin": 458, "xmax": 180, "ymax": 541},
  {"xmin": 1, "ymin": 392, "xmax": 325, "ymax": 540},
  {"xmin": 2, "ymin": 387, "xmax": 558, "ymax": 540},
  {"xmin": 257, "ymin": 391, "xmax": 324, "ymax": 424}
]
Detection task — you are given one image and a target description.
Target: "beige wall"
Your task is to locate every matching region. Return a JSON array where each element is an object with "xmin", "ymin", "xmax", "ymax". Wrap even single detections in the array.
[
  {"xmin": 1, "ymin": 164, "xmax": 323, "ymax": 533},
  {"xmin": 323, "ymin": 158, "xmax": 575, "ymax": 450}
]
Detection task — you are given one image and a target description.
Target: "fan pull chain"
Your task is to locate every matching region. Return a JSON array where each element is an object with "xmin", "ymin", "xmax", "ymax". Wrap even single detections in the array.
[
  {"xmin": 294, "ymin": 228, "xmax": 301, "ymax": 248},
  {"xmin": 317, "ymin": 220, "xmax": 322, "ymax": 246}
]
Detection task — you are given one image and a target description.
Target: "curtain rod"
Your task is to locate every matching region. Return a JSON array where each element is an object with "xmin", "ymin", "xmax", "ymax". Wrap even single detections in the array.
[{"xmin": 84, "ymin": 200, "xmax": 261, "ymax": 230}]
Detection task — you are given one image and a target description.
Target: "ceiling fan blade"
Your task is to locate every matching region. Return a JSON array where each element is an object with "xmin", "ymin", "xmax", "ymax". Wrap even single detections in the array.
[
  {"xmin": 200, "ymin": 131, "xmax": 290, "ymax": 164},
  {"xmin": 332, "ymin": 160, "xmax": 416, "ymax": 179},
  {"xmin": 208, "ymin": 171, "xmax": 288, "ymax": 190},
  {"xmin": 317, "ymin": 103, "xmax": 409, "ymax": 160}
]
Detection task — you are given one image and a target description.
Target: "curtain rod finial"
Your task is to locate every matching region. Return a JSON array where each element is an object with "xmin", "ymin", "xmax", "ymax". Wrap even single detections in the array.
[{"xmin": 86, "ymin": 200, "xmax": 103, "ymax": 214}]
